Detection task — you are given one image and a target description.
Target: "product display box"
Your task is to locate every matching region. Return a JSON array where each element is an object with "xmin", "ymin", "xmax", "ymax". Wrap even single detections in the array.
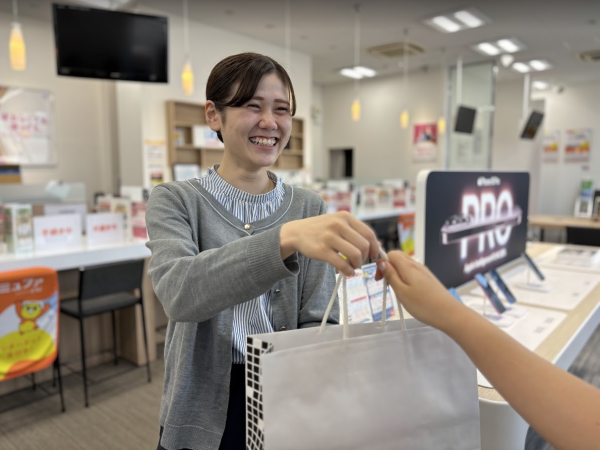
[{"xmin": 4, "ymin": 203, "xmax": 34, "ymax": 254}]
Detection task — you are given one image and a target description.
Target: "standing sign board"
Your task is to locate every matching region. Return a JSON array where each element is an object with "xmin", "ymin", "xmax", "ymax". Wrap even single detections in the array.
[{"xmin": 416, "ymin": 170, "xmax": 530, "ymax": 288}]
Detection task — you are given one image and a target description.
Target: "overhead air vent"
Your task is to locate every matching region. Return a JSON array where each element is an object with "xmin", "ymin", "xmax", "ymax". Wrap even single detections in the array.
[
  {"xmin": 577, "ymin": 49, "xmax": 600, "ymax": 62},
  {"xmin": 367, "ymin": 42, "xmax": 425, "ymax": 59}
]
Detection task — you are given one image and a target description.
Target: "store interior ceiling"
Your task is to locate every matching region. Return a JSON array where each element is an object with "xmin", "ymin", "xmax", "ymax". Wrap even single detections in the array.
[{"xmin": 3, "ymin": 0, "xmax": 600, "ymax": 86}]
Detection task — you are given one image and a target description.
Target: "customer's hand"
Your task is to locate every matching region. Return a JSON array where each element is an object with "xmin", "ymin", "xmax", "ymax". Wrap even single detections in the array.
[
  {"xmin": 375, "ymin": 250, "xmax": 464, "ymax": 331},
  {"xmin": 280, "ymin": 211, "xmax": 379, "ymax": 277}
]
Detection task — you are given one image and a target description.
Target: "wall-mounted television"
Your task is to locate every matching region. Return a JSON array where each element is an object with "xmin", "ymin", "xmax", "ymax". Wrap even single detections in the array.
[
  {"xmin": 454, "ymin": 106, "xmax": 477, "ymax": 134},
  {"xmin": 520, "ymin": 110, "xmax": 544, "ymax": 140},
  {"xmin": 52, "ymin": 3, "xmax": 168, "ymax": 82}
]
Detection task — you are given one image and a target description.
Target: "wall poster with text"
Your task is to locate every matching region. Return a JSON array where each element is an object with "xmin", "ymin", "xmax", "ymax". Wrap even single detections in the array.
[
  {"xmin": 542, "ymin": 130, "xmax": 560, "ymax": 163},
  {"xmin": 412, "ymin": 123, "xmax": 438, "ymax": 162},
  {"xmin": 564, "ymin": 128, "xmax": 591, "ymax": 163}
]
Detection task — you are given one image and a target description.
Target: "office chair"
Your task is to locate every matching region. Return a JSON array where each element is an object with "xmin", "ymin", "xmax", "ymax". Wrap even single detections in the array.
[
  {"xmin": 60, "ymin": 259, "xmax": 151, "ymax": 407},
  {"xmin": 0, "ymin": 267, "xmax": 65, "ymax": 413}
]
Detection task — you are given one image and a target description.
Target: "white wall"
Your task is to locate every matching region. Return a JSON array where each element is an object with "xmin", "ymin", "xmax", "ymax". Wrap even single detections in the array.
[
  {"xmin": 311, "ymin": 83, "xmax": 325, "ymax": 179},
  {"xmin": 534, "ymin": 80, "xmax": 600, "ymax": 215},
  {"xmin": 0, "ymin": 8, "xmax": 313, "ymax": 198},
  {"xmin": 322, "ymin": 69, "xmax": 445, "ymax": 184},
  {"xmin": 492, "ymin": 81, "xmax": 544, "ymax": 214},
  {"xmin": 0, "ymin": 12, "xmax": 117, "ymax": 205}
]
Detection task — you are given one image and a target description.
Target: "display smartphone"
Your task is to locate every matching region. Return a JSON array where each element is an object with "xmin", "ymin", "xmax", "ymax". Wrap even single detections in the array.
[
  {"xmin": 521, "ymin": 252, "xmax": 545, "ymax": 281},
  {"xmin": 489, "ymin": 269, "xmax": 517, "ymax": 304},
  {"xmin": 474, "ymin": 273, "xmax": 507, "ymax": 314},
  {"xmin": 448, "ymin": 288, "xmax": 462, "ymax": 302}
]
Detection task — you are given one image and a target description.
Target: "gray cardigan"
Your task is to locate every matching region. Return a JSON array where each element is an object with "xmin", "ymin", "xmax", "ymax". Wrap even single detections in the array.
[{"xmin": 145, "ymin": 179, "xmax": 338, "ymax": 450}]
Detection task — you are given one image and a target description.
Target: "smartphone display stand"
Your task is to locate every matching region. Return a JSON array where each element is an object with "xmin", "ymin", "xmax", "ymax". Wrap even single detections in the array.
[
  {"xmin": 503, "ymin": 304, "xmax": 527, "ymax": 318},
  {"xmin": 475, "ymin": 297, "xmax": 514, "ymax": 328},
  {"xmin": 515, "ymin": 266, "xmax": 552, "ymax": 293}
]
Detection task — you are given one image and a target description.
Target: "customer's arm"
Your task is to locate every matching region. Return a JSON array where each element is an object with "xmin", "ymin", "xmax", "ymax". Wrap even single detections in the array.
[{"xmin": 376, "ymin": 251, "xmax": 600, "ymax": 450}]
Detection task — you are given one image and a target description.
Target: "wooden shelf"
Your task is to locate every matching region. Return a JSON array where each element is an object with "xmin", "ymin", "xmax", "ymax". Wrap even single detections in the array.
[{"xmin": 166, "ymin": 100, "xmax": 304, "ymax": 171}]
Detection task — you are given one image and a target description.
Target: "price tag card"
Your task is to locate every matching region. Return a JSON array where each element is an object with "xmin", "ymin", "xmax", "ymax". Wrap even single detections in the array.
[
  {"xmin": 86, "ymin": 213, "xmax": 124, "ymax": 246},
  {"xmin": 33, "ymin": 214, "xmax": 82, "ymax": 251}
]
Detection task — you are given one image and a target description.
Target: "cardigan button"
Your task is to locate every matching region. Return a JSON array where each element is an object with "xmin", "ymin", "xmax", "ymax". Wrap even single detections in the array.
[
  {"xmin": 279, "ymin": 326, "xmax": 287, "ymax": 331},
  {"xmin": 274, "ymin": 289, "xmax": 281, "ymax": 294},
  {"xmin": 244, "ymin": 224, "xmax": 251, "ymax": 230}
]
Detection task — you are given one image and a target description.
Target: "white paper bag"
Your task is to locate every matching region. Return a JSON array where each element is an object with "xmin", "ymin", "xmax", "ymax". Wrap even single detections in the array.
[{"xmin": 246, "ymin": 277, "xmax": 481, "ymax": 450}]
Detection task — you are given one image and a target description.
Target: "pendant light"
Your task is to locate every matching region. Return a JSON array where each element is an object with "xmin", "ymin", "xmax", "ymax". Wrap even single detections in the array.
[
  {"xmin": 181, "ymin": 0, "xmax": 194, "ymax": 96},
  {"xmin": 437, "ymin": 47, "xmax": 447, "ymax": 134},
  {"xmin": 351, "ymin": 4, "xmax": 361, "ymax": 122},
  {"xmin": 9, "ymin": 0, "xmax": 26, "ymax": 71},
  {"xmin": 400, "ymin": 29, "xmax": 409, "ymax": 129}
]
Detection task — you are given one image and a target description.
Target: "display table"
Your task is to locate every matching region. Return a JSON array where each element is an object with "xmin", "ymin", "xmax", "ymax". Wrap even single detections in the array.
[
  {"xmin": 529, "ymin": 214, "xmax": 600, "ymax": 242},
  {"xmin": 0, "ymin": 238, "xmax": 156, "ymax": 395},
  {"xmin": 457, "ymin": 242, "xmax": 600, "ymax": 449}
]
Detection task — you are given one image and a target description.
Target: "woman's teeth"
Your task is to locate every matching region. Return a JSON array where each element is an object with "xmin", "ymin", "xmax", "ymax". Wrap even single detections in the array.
[{"xmin": 250, "ymin": 137, "xmax": 277, "ymax": 146}]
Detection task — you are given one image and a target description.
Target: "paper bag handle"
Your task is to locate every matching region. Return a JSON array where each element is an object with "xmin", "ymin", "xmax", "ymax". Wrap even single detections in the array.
[{"xmin": 319, "ymin": 248, "xmax": 406, "ymax": 338}]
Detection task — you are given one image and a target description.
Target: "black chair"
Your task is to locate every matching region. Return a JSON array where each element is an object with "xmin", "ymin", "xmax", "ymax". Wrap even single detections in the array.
[{"xmin": 60, "ymin": 259, "xmax": 151, "ymax": 407}]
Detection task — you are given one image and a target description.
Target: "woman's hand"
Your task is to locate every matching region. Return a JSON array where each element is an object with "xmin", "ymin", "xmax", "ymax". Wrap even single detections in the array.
[
  {"xmin": 375, "ymin": 250, "xmax": 465, "ymax": 331},
  {"xmin": 280, "ymin": 211, "xmax": 380, "ymax": 276}
]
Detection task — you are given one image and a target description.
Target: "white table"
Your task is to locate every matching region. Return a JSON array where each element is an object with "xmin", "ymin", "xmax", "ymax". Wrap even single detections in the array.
[
  {"xmin": 0, "ymin": 238, "xmax": 151, "ymax": 272},
  {"xmin": 459, "ymin": 243, "xmax": 600, "ymax": 449}
]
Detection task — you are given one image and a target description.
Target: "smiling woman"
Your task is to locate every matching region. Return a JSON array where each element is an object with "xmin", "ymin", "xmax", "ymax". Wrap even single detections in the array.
[{"xmin": 146, "ymin": 52, "xmax": 381, "ymax": 450}]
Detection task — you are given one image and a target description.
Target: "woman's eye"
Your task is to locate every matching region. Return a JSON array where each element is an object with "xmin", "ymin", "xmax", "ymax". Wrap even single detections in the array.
[
  {"xmin": 277, "ymin": 107, "xmax": 289, "ymax": 112},
  {"xmin": 247, "ymin": 104, "xmax": 260, "ymax": 109}
]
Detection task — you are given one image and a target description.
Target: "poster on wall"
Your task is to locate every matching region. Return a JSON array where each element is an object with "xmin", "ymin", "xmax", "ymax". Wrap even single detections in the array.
[
  {"xmin": 542, "ymin": 130, "xmax": 560, "ymax": 163},
  {"xmin": 416, "ymin": 171, "xmax": 530, "ymax": 288},
  {"xmin": 144, "ymin": 140, "xmax": 167, "ymax": 189},
  {"xmin": 0, "ymin": 86, "xmax": 55, "ymax": 165},
  {"xmin": 564, "ymin": 128, "xmax": 592, "ymax": 163},
  {"xmin": 412, "ymin": 123, "xmax": 437, "ymax": 162}
]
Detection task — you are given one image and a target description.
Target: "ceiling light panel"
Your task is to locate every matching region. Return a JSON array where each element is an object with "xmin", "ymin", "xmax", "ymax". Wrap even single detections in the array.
[
  {"xmin": 529, "ymin": 59, "xmax": 552, "ymax": 71},
  {"xmin": 496, "ymin": 38, "xmax": 521, "ymax": 53},
  {"xmin": 354, "ymin": 66, "xmax": 376, "ymax": 77},
  {"xmin": 475, "ymin": 42, "xmax": 501, "ymax": 55},
  {"xmin": 425, "ymin": 7, "xmax": 490, "ymax": 33},
  {"xmin": 431, "ymin": 16, "xmax": 461, "ymax": 33},
  {"xmin": 532, "ymin": 81, "xmax": 549, "ymax": 90},
  {"xmin": 340, "ymin": 68, "xmax": 363, "ymax": 79},
  {"xmin": 454, "ymin": 10, "xmax": 484, "ymax": 28},
  {"xmin": 512, "ymin": 62, "xmax": 531, "ymax": 73}
]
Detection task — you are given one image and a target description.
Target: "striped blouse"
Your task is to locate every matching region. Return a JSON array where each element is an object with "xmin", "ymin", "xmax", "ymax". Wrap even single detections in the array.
[{"xmin": 196, "ymin": 165, "xmax": 285, "ymax": 364}]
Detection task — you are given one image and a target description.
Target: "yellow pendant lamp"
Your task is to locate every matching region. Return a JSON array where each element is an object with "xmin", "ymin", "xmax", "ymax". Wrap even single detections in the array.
[
  {"xmin": 351, "ymin": 98, "xmax": 361, "ymax": 122},
  {"xmin": 400, "ymin": 109, "xmax": 409, "ymax": 129},
  {"xmin": 437, "ymin": 116, "xmax": 446, "ymax": 134},
  {"xmin": 9, "ymin": 0, "xmax": 26, "ymax": 71},
  {"xmin": 181, "ymin": 0, "xmax": 194, "ymax": 96},
  {"xmin": 181, "ymin": 58, "xmax": 194, "ymax": 96}
]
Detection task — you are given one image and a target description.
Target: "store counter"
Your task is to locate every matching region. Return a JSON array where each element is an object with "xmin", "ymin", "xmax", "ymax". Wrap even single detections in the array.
[
  {"xmin": 458, "ymin": 242, "xmax": 600, "ymax": 449},
  {"xmin": 529, "ymin": 214, "xmax": 600, "ymax": 244},
  {"xmin": 0, "ymin": 239, "xmax": 156, "ymax": 395}
]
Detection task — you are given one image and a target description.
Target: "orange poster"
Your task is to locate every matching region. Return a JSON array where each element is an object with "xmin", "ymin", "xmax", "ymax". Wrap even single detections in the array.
[{"xmin": 0, "ymin": 267, "xmax": 59, "ymax": 381}]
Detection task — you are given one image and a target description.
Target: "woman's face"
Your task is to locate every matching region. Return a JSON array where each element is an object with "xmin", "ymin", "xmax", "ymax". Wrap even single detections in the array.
[{"xmin": 217, "ymin": 73, "xmax": 292, "ymax": 172}]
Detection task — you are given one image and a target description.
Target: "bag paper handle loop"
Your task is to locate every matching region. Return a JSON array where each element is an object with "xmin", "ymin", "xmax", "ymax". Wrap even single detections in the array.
[{"xmin": 319, "ymin": 248, "xmax": 406, "ymax": 338}]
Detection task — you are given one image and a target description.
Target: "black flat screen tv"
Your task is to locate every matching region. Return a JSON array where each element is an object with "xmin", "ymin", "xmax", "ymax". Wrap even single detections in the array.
[
  {"xmin": 520, "ymin": 111, "xmax": 544, "ymax": 139},
  {"xmin": 52, "ymin": 3, "xmax": 168, "ymax": 82},
  {"xmin": 454, "ymin": 105, "xmax": 477, "ymax": 134}
]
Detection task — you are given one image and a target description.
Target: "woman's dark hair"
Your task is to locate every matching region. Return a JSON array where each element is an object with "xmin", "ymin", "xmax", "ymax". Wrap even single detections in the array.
[{"xmin": 206, "ymin": 53, "xmax": 296, "ymax": 142}]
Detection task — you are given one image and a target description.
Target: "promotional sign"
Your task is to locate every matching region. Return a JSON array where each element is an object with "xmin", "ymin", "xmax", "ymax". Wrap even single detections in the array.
[
  {"xmin": 416, "ymin": 171, "xmax": 529, "ymax": 288},
  {"xmin": 0, "ymin": 267, "xmax": 59, "ymax": 381},
  {"xmin": 43, "ymin": 203, "xmax": 87, "ymax": 232},
  {"xmin": 33, "ymin": 214, "xmax": 81, "ymax": 251},
  {"xmin": 86, "ymin": 213, "xmax": 124, "ymax": 246},
  {"xmin": 542, "ymin": 130, "xmax": 560, "ymax": 163},
  {"xmin": 564, "ymin": 128, "xmax": 592, "ymax": 163},
  {"xmin": 362, "ymin": 263, "xmax": 395, "ymax": 321},
  {"xmin": 412, "ymin": 123, "xmax": 438, "ymax": 162}
]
